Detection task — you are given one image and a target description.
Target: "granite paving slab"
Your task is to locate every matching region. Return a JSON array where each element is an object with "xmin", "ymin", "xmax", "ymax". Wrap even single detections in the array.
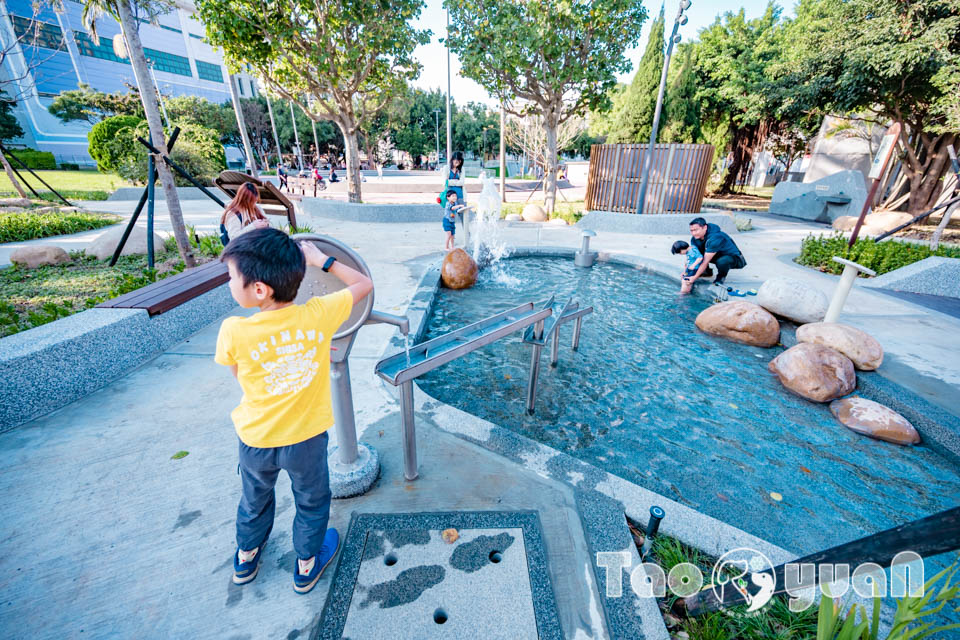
[{"xmin": 319, "ymin": 511, "xmax": 561, "ymax": 640}]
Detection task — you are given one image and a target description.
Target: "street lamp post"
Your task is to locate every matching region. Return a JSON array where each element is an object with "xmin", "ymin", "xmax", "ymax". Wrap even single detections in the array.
[
  {"xmin": 636, "ymin": 0, "xmax": 691, "ymax": 214},
  {"xmin": 446, "ymin": 10, "xmax": 452, "ymax": 170}
]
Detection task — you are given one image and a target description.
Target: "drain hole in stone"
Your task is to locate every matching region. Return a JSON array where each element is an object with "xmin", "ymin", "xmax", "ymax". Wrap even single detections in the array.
[
  {"xmin": 384, "ymin": 553, "xmax": 398, "ymax": 567},
  {"xmin": 489, "ymin": 550, "xmax": 502, "ymax": 563},
  {"xmin": 434, "ymin": 608, "xmax": 448, "ymax": 624}
]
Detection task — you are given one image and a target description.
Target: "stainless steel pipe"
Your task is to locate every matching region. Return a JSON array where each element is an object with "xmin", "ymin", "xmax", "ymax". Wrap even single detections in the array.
[{"xmin": 399, "ymin": 380, "xmax": 418, "ymax": 480}]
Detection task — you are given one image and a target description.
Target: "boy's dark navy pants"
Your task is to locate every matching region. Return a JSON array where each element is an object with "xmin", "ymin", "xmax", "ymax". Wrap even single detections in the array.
[{"xmin": 236, "ymin": 431, "xmax": 331, "ymax": 559}]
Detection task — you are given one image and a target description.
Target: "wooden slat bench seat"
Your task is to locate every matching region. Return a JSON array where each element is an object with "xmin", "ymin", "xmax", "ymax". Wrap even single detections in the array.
[
  {"xmin": 96, "ymin": 260, "xmax": 229, "ymax": 316},
  {"xmin": 215, "ymin": 171, "xmax": 298, "ymax": 228}
]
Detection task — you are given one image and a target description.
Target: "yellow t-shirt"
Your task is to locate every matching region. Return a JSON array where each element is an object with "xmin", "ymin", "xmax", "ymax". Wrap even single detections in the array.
[{"xmin": 215, "ymin": 289, "xmax": 354, "ymax": 448}]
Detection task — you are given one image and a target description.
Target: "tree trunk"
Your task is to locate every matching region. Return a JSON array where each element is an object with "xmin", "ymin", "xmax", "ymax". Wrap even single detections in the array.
[
  {"xmin": 543, "ymin": 116, "xmax": 559, "ymax": 215},
  {"xmin": 265, "ymin": 96, "xmax": 282, "ymax": 169},
  {"xmin": 0, "ymin": 154, "xmax": 27, "ymax": 199},
  {"xmin": 337, "ymin": 119, "xmax": 362, "ymax": 203},
  {"xmin": 907, "ymin": 134, "xmax": 957, "ymax": 214},
  {"xmin": 116, "ymin": 1, "xmax": 195, "ymax": 267},
  {"xmin": 718, "ymin": 125, "xmax": 757, "ymax": 195},
  {"xmin": 228, "ymin": 74, "xmax": 258, "ymax": 178}
]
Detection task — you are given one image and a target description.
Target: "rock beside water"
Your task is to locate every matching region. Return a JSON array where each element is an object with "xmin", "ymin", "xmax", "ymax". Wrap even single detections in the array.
[
  {"xmin": 521, "ymin": 204, "xmax": 547, "ymax": 222},
  {"xmin": 796, "ymin": 322, "xmax": 883, "ymax": 370},
  {"xmin": 756, "ymin": 277, "xmax": 828, "ymax": 324},
  {"xmin": 441, "ymin": 248, "xmax": 478, "ymax": 289},
  {"xmin": 694, "ymin": 301, "xmax": 780, "ymax": 347},
  {"xmin": 829, "ymin": 397, "xmax": 920, "ymax": 445},
  {"xmin": 768, "ymin": 343, "xmax": 856, "ymax": 402}
]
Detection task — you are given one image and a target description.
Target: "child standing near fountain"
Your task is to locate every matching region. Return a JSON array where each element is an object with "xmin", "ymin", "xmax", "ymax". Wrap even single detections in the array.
[
  {"xmin": 443, "ymin": 189, "xmax": 465, "ymax": 252},
  {"xmin": 671, "ymin": 240, "xmax": 702, "ymax": 294},
  {"xmin": 215, "ymin": 228, "xmax": 372, "ymax": 594}
]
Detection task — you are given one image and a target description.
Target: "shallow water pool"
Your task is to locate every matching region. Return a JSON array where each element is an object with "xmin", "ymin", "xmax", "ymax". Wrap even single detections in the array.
[{"xmin": 418, "ymin": 257, "xmax": 960, "ymax": 554}]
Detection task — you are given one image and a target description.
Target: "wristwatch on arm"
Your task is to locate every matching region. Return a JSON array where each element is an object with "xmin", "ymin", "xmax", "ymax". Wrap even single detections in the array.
[{"xmin": 322, "ymin": 256, "xmax": 337, "ymax": 272}]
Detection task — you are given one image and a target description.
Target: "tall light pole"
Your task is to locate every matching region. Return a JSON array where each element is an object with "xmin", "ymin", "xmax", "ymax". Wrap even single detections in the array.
[
  {"xmin": 434, "ymin": 108, "xmax": 441, "ymax": 171},
  {"xmin": 499, "ymin": 104, "xmax": 506, "ymax": 202},
  {"xmin": 265, "ymin": 95, "xmax": 282, "ymax": 169},
  {"xmin": 289, "ymin": 100, "xmax": 303, "ymax": 169},
  {"xmin": 636, "ymin": 0, "xmax": 691, "ymax": 214},
  {"xmin": 445, "ymin": 9, "xmax": 452, "ymax": 169}
]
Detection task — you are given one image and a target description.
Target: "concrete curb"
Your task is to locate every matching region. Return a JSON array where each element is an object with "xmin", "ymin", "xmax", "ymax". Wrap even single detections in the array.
[{"xmin": 0, "ymin": 284, "xmax": 237, "ymax": 431}]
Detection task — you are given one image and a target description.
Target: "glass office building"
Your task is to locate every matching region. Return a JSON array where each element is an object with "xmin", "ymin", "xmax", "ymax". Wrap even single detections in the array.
[{"xmin": 0, "ymin": 0, "xmax": 256, "ymax": 165}]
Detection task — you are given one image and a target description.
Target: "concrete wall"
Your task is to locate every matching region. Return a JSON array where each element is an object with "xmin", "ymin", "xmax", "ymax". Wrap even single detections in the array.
[{"xmin": 578, "ymin": 211, "xmax": 738, "ymax": 236}]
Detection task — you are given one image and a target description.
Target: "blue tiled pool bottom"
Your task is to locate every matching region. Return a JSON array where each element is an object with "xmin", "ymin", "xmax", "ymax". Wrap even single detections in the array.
[{"xmin": 418, "ymin": 257, "xmax": 960, "ymax": 554}]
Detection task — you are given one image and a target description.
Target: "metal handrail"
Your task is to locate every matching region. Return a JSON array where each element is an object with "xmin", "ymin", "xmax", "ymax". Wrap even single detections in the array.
[{"xmin": 523, "ymin": 297, "xmax": 594, "ymax": 413}]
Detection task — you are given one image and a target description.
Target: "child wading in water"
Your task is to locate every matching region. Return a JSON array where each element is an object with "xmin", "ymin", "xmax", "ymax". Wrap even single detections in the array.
[
  {"xmin": 443, "ymin": 188, "xmax": 466, "ymax": 252},
  {"xmin": 671, "ymin": 240, "xmax": 702, "ymax": 294},
  {"xmin": 216, "ymin": 228, "xmax": 373, "ymax": 594}
]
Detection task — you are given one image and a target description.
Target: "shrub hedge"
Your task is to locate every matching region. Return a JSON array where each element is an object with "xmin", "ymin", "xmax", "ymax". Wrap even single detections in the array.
[
  {"xmin": 4, "ymin": 148, "xmax": 56, "ymax": 170},
  {"xmin": 797, "ymin": 232, "xmax": 960, "ymax": 276},
  {"xmin": 0, "ymin": 210, "xmax": 119, "ymax": 242}
]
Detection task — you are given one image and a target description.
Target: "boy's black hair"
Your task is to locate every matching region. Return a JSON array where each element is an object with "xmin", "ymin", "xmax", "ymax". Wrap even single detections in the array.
[
  {"xmin": 221, "ymin": 228, "xmax": 305, "ymax": 302},
  {"xmin": 445, "ymin": 189, "xmax": 458, "ymax": 200},
  {"xmin": 671, "ymin": 240, "xmax": 689, "ymax": 255},
  {"xmin": 689, "ymin": 216, "xmax": 707, "ymax": 227}
]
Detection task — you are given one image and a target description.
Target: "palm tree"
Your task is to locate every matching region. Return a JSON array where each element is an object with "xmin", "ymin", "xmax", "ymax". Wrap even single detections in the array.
[{"xmin": 79, "ymin": 0, "xmax": 196, "ymax": 267}]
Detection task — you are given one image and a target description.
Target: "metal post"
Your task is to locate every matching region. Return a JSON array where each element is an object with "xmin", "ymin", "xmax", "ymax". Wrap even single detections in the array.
[
  {"xmin": 146, "ymin": 155, "xmax": 155, "ymax": 269},
  {"xmin": 637, "ymin": 8, "xmax": 685, "ymax": 214},
  {"xmin": 572, "ymin": 316, "xmax": 583, "ymax": 350},
  {"xmin": 265, "ymin": 96, "xmax": 282, "ymax": 169},
  {"xmin": 550, "ymin": 325, "xmax": 561, "ymax": 367},
  {"xmin": 500, "ymin": 104, "xmax": 506, "ymax": 202},
  {"xmin": 434, "ymin": 109, "xmax": 441, "ymax": 169},
  {"xmin": 400, "ymin": 380, "xmax": 418, "ymax": 480},
  {"xmin": 526, "ymin": 344, "xmax": 543, "ymax": 414},
  {"xmin": 824, "ymin": 258, "xmax": 875, "ymax": 323},
  {"xmin": 289, "ymin": 100, "xmax": 303, "ymax": 169},
  {"xmin": 445, "ymin": 9, "xmax": 452, "ymax": 166},
  {"xmin": 228, "ymin": 74, "xmax": 258, "ymax": 178},
  {"xmin": 330, "ymin": 359, "xmax": 359, "ymax": 464}
]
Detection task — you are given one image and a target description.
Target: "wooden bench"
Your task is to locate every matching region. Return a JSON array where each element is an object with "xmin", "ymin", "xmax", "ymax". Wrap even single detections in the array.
[
  {"xmin": 287, "ymin": 175, "xmax": 320, "ymax": 198},
  {"xmin": 96, "ymin": 261, "xmax": 229, "ymax": 317},
  {"xmin": 214, "ymin": 171, "xmax": 298, "ymax": 228}
]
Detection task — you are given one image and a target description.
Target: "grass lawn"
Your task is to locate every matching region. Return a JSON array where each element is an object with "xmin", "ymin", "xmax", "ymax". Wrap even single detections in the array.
[
  {"xmin": 501, "ymin": 199, "xmax": 585, "ymax": 224},
  {"xmin": 0, "ymin": 234, "xmax": 221, "ymax": 338},
  {"xmin": 0, "ymin": 170, "xmax": 133, "ymax": 201}
]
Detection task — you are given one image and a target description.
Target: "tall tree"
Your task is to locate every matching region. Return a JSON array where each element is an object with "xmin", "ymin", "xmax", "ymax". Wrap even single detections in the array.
[
  {"xmin": 608, "ymin": 6, "xmax": 665, "ymax": 144},
  {"xmin": 695, "ymin": 4, "xmax": 785, "ymax": 194},
  {"xmin": 660, "ymin": 43, "xmax": 702, "ymax": 144},
  {"xmin": 197, "ymin": 0, "xmax": 430, "ymax": 203},
  {"xmin": 79, "ymin": 0, "xmax": 195, "ymax": 265},
  {"xmin": 447, "ymin": 0, "xmax": 648, "ymax": 214},
  {"xmin": 782, "ymin": 0, "xmax": 960, "ymax": 213},
  {"xmin": 48, "ymin": 83, "xmax": 144, "ymax": 124}
]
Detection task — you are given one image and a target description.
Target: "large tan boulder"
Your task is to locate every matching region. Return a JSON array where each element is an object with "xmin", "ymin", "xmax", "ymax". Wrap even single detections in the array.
[
  {"xmin": 832, "ymin": 216, "xmax": 857, "ymax": 231},
  {"xmin": 694, "ymin": 301, "xmax": 780, "ymax": 347},
  {"xmin": 0, "ymin": 197, "xmax": 32, "ymax": 207},
  {"xmin": 87, "ymin": 225, "xmax": 162, "ymax": 261},
  {"xmin": 10, "ymin": 245, "xmax": 70, "ymax": 268},
  {"xmin": 768, "ymin": 343, "xmax": 856, "ymax": 402},
  {"xmin": 441, "ymin": 248, "xmax": 478, "ymax": 289},
  {"xmin": 521, "ymin": 203, "xmax": 547, "ymax": 222},
  {"xmin": 864, "ymin": 211, "xmax": 914, "ymax": 233},
  {"xmin": 796, "ymin": 322, "xmax": 883, "ymax": 370},
  {"xmin": 756, "ymin": 277, "xmax": 829, "ymax": 324},
  {"xmin": 829, "ymin": 397, "xmax": 920, "ymax": 445}
]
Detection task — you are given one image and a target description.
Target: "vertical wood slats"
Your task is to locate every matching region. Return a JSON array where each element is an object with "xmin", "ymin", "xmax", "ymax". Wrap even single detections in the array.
[{"xmin": 585, "ymin": 143, "xmax": 714, "ymax": 214}]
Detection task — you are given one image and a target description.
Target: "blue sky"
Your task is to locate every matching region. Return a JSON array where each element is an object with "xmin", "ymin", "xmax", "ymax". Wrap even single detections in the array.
[{"xmin": 411, "ymin": 0, "xmax": 794, "ymax": 106}]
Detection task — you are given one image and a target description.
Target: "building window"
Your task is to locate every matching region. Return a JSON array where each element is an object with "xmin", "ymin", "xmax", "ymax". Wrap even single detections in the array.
[
  {"xmin": 159, "ymin": 25, "xmax": 182, "ymax": 34},
  {"xmin": 188, "ymin": 33, "xmax": 204, "ymax": 41},
  {"xmin": 196, "ymin": 60, "xmax": 222, "ymax": 83},
  {"xmin": 237, "ymin": 76, "xmax": 244, "ymax": 95},
  {"xmin": 11, "ymin": 16, "xmax": 66, "ymax": 51},
  {"xmin": 143, "ymin": 48, "xmax": 192, "ymax": 76},
  {"xmin": 73, "ymin": 31, "xmax": 129, "ymax": 64}
]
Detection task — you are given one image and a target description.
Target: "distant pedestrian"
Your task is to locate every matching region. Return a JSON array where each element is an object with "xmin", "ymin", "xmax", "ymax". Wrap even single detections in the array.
[{"xmin": 277, "ymin": 164, "xmax": 288, "ymax": 191}]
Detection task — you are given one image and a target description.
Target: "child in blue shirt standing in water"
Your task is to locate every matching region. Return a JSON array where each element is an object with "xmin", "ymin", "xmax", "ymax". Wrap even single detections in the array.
[
  {"xmin": 443, "ymin": 189, "xmax": 465, "ymax": 252},
  {"xmin": 671, "ymin": 240, "xmax": 702, "ymax": 294}
]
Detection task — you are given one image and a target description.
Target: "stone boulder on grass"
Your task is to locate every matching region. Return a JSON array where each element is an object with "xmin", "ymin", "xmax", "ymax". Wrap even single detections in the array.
[
  {"xmin": 768, "ymin": 343, "xmax": 856, "ymax": 402},
  {"xmin": 10, "ymin": 245, "xmax": 71, "ymax": 268},
  {"xmin": 694, "ymin": 301, "xmax": 780, "ymax": 347},
  {"xmin": 88, "ymin": 226, "xmax": 164, "ymax": 261}
]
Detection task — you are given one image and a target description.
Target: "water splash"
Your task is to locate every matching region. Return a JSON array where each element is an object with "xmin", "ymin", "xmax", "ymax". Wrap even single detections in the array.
[{"xmin": 469, "ymin": 171, "xmax": 509, "ymax": 270}]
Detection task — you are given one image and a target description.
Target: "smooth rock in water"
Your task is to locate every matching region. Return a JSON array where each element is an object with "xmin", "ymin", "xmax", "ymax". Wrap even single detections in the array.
[
  {"xmin": 694, "ymin": 300, "xmax": 780, "ymax": 347},
  {"xmin": 504, "ymin": 213, "xmax": 522, "ymax": 222},
  {"xmin": 10, "ymin": 245, "xmax": 70, "ymax": 268},
  {"xmin": 441, "ymin": 248, "xmax": 478, "ymax": 289},
  {"xmin": 756, "ymin": 277, "xmax": 829, "ymax": 324},
  {"xmin": 88, "ymin": 225, "xmax": 163, "ymax": 261},
  {"xmin": 521, "ymin": 203, "xmax": 547, "ymax": 222},
  {"xmin": 832, "ymin": 216, "xmax": 857, "ymax": 231},
  {"xmin": 829, "ymin": 396, "xmax": 920, "ymax": 445},
  {"xmin": 796, "ymin": 322, "xmax": 883, "ymax": 370},
  {"xmin": 768, "ymin": 343, "xmax": 855, "ymax": 402},
  {"xmin": 0, "ymin": 197, "xmax": 32, "ymax": 207}
]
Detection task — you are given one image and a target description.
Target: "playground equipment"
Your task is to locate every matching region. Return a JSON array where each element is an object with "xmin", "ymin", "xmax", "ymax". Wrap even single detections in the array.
[
  {"xmin": 292, "ymin": 233, "xmax": 408, "ymax": 497},
  {"xmin": 575, "ymin": 230, "xmax": 598, "ymax": 267},
  {"xmin": 375, "ymin": 296, "xmax": 592, "ymax": 481}
]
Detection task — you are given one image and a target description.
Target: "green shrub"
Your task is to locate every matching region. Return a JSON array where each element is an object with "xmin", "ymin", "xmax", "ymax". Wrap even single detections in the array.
[
  {"xmin": 0, "ymin": 210, "xmax": 119, "ymax": 242},
  {"xmin": 88, "ymin": 115, "xmax": 144, "ymax": 173},
  {"xmin": 107, "ymin": 121, "xmax": 225, "ymax": 186},
  {"xmin": 797, "ymin": 232, "xmax": 960, "ymax": 276},
  {"xmin": 59, "ymin": 162, "xmax": 80, "ymax": 171},
  {"xmin": 4, "ymin": 148, "xmax": 57, "ymax": 170}
]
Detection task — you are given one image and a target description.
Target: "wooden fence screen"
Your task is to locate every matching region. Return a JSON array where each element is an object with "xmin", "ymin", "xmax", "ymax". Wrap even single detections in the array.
[{"xmin": 585, "ymin": 143, "xmax": 714, "ymax": 214}]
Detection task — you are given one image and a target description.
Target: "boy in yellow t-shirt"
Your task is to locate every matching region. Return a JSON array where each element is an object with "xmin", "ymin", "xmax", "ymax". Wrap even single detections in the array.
[{"xmin": 215, "ymin": 228, "xmax": 372, "ymax": 594}]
